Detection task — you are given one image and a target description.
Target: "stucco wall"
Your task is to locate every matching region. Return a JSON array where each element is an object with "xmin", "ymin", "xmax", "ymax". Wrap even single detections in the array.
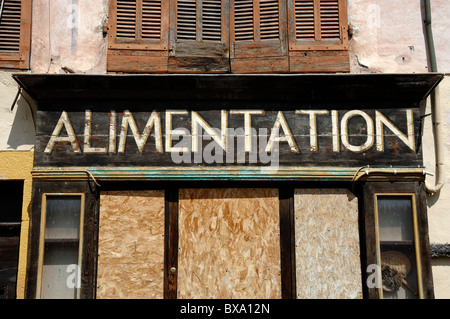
[
  {"xmin": 423, "ymin": 76, "xmax": 450, "ymax": 244},
  {"xmin": 30, "ymin": 0, "xmax": 108, "ymax": 74},
  {"xmin": 0, "ymin": 71, "xmax": 35, "ymax": 151},
  {"xmin": 348, "ymin": 0, "xmax": 450, "ymax": 74},
  {"xmin": 422, "ymin": 75, "xmax": 450, "ymax": 299}
]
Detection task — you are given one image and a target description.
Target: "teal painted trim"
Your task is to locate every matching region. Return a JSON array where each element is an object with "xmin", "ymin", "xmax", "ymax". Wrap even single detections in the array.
[{"xmin": 32, "ymin": 166, "xmax": 426, "ymax": 182}]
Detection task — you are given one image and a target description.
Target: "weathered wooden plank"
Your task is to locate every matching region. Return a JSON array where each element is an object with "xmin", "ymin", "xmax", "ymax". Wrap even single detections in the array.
[
  {"xmin": 107, "ymin": 54, "xmax": 168, "ymax": 73},
  {"xmin": 279, "ymin": 188, "xmax": 296, "ymax": 299},
  {"xmin": 173, "ymin": 42, "xmax": 227, "ymax": 58},
  {"xmin": 14, "ymin": 74, "xmax": 443, "ymax": 103},
  {"xmin": 231, "ymin": 56, "xmax": 290, "ymax": 73},
  {"xmin": 289, "ymin": 50, "xmax": 350, "ymax": 73},
  {"xmin": 168, "ymin": 56, "xmax": 229, "ymax": 73},
  {"xmin": 164, "ymin": 188, "xmax": 178, "ymax": 299},
  {"xmin": 233, "ymin": 41, "xmax": 287, "ymax": 59}
]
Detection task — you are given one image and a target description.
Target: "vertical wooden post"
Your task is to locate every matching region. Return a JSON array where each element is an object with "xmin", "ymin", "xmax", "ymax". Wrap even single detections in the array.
[
  {"xmin": 164, "ymin": 187, "xmax": 179, "ymax": 299},
  {"xmin": 279, "ymin": 187, "xmax": 296, "ymax": 299}
]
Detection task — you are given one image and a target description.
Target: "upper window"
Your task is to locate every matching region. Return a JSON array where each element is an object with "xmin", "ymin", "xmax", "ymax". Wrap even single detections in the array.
[
  {"xmin": 107, "ymin": 0, "xmax": 349, "ymax": 73},
  {"xmin": 0, "ymin": 0, "xmax": 32, "ymax": 69}
]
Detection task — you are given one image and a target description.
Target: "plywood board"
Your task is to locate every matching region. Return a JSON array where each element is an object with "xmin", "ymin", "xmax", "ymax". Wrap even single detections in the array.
[
  {"xmin": 178, "ymin": 188, "xmax": 281, "ymax": 299},
  {"xmin": 96, "ymin": 191, "xmax": 165, "ymax": 299},
  {"xmin": 294, "ymin": 188, "xmax": 362, "ymax": 299}
]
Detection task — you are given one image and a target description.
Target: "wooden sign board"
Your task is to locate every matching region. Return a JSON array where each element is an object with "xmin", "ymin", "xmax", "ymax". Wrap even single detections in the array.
[{"xmin": 35, "ymin": 107, "xmax": 422, "ymax": 168}]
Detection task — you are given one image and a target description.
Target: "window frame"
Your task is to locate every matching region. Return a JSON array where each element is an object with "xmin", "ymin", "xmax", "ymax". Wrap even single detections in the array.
[
  {"xmin": 374, "ymin": 193, "xmax": 424, "ymax": 299},
  {"xmin": 0, "ymin": 0, "xmax": 32, "ymax": 69},
  {"xmin": 26, "ymin": 181, "xmax": 99, "ymax": 299},
  {"xmin": 36, "ymin": 193, "xmax": 85, "ymax": 299},
  {"xmin": 362, "ymin": 182, "xmax": 434, "ymax": 299}
]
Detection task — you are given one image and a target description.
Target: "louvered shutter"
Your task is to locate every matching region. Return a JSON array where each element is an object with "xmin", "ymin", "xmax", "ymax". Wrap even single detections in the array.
[
  {"xmin": 230, "ymin": 0, "xmax": 288, "ymax": 73},
  {"xmin": 0, "ymin": 0, "xmax": 31, "ymax": 69},
  {"xmin": 287, "ymin": 0, "xmax": 349, "ymax": 72},
  {"xmin": 168, "ymin": 0, "xmax": 230, "ymax": 73},
  {"xmin": 288, "ymin": 0, "xmax": 348, "ymax": 50},
  {"xmin": 107, "ymin": 0, "xmax": 169, "ymax": 72}
]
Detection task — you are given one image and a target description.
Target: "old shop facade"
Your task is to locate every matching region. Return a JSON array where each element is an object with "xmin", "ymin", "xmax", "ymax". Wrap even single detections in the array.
[{"xmin": 15, "ymin": 73, "xmax": 441, "ymax": 299}]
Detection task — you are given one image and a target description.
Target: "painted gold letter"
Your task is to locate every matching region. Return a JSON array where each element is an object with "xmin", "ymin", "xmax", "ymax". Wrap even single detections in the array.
[
  {"xmin": 45, "ymin": 111, "xmax": 81, "ymax": 154},
  {"xmin": 296, "ymin": 110, "xmax": 329, "ymax": 152},
  {"xmin": 375, "ymin": 109, "xmax": 415, "ymax": 152},
  {"xmin": 266, "ymin": 111, "xmax": 299, "ymax": 153},
  {"xmin": 341, "ymin": 110, "xmax": 374, "ymax": 153}
]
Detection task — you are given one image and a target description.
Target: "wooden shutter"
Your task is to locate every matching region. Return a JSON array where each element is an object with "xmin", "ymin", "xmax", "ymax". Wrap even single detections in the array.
[
  {"xmin": 107, "ymin": 0, "xmax": 169, "ymax": 72},
  {"xmin": 230, "ymin": 0, "xmax": 288, "ymax": 73},
  {"xmin": 0, "ymin": 0, "xmax": 31, "ymax": 69},
  {"xmin": 288, "ymin": 0, "xmax": 349, "ymax": 72},
  {"xmin": 168, "ymin": 0, "xmax": 230, "ymax": 73}
]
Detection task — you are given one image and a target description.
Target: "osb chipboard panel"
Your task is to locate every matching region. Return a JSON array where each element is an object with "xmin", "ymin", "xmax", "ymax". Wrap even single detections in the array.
[
  {"xmin": 294, "ymin": 189, "xmax": 362, "ymax": 299},
  {"xmin": 178, "ymin": 188, "xmax": 281, "ymax": 299},
  {"xmin": 96, "ymin": 191, "xmax": 165, "ymax": 299}
]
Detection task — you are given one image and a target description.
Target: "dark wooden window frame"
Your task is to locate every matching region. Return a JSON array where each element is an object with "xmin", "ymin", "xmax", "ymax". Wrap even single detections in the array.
[
  {"xmin": 25, "ymin": 181, "xmax": 99, "ymax": 299},
  {"xmin": 35, "ymin": 193, "xmax": 85, "ymax": 299},
  {"xmin": 0, "ymin": 0, "xmax": 32, "ymax": 69},
  {"xmin": 361, "ymin": 181, "xmax": 434, "ymax": 299}
]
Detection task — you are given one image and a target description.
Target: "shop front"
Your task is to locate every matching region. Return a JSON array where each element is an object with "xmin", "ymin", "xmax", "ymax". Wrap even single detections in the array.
[{"xmin": 14, "ymin": 73, "xmax": 442, "ymax": 299}]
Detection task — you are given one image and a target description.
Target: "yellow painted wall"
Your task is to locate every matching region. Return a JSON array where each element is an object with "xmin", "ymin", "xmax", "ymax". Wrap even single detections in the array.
[{"xmin": 0, "ymin": 150, "xmax": 34, "ymax": 299}]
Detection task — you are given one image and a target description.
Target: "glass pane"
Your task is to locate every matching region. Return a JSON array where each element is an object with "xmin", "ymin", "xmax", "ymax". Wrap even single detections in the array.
[
  {"xmin": 377, "ymin": 195, "xmax": 419, "ymax": 299},
  {"xmin": 44, "ymin": 196, "xmax": 81, "ymax": 240},
  {"xmin": 41, "ymin": 242, "xmax": 79, "ymax": 299},
  {"xmin": 40, "ymin": 196, "xmax": 81, "ymax": 299},
  {"xmin": 380, "ymin": 244, "xmax": 418, "ymax": 299},
  {"xmin": 378, "ymin": 196, "xmax": 413, "ymax": 241}
]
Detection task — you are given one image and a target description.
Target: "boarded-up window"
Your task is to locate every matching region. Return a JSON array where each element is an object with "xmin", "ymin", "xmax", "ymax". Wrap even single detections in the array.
[
  {"xmin": 294, "ymin": 189, "xmax": 362, "ymax": 299},
  {"xmin": 0, "ymin": 0, "xmax": 32, "ymax": 69},
  {"xmin": 178, "ymin": 188, "xmax": 281, "ymax": 298},
  {"xmin": 107, "ymin": 0, "xmax": 349, "ymax": 73},
  {"xmin": 96, "ymin": 191, "xmax": 165, "ymax": 299}
]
